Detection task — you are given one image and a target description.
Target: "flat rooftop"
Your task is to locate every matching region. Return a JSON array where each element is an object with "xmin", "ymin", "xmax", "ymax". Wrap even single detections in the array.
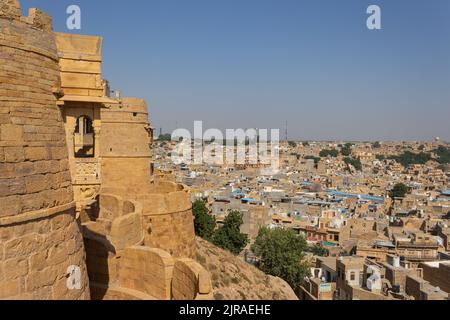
[{"xmin": 317, "ymin": 256, "xmax": 337, "ymax": 271}]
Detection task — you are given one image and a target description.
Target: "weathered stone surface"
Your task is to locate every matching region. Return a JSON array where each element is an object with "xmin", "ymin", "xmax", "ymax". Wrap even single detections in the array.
[
  {"xmin": 195, "ymin": 237, "xmax": 298, "ymax": 300},
  {"xmin": 1, "ymin": 0, "xmax": 211, "ymax": 302},
  {"xmin": 4, "ymin": 256, "xmax": 28, "ymax": 279},
  {"xmin": 0, "ymin": 2, "xmax": 89, "ymax": 300},
  {"xmin": 4, "ymin": 147, "xmax": 25, "ymax": 163},
  {"xmin": 0, "ymin": 124, "xmax": 23, "ymax": 141},
  {"xmin": 0, "ymin": 279, "xmax": 20, "ymax": 299},
  {"xmin": 172, "ymin": 258, "xmax": 213, "ymax": 300},
  {"xmin": 0, "ymin": 0, "xmax": 21, "ymax": 19},
  {"xmin": 29, "ymin": 250, "xmax": 49, "ymax": 271},
  {"xmin": 28, "ymin": 8, "xmax": 52, "ymax": 32}
]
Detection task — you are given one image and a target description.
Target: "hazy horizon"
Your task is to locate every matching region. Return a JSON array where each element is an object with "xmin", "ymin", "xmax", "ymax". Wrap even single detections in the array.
[{"xmin": 22, "ymin": 0, "xmax": 450, "ymax": 141}]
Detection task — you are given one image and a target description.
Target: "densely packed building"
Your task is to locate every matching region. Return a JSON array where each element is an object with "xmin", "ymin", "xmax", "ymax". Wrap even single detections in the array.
[{"xmin": 154, "ymin": 137, "xmax": 450, "ymax": 300}]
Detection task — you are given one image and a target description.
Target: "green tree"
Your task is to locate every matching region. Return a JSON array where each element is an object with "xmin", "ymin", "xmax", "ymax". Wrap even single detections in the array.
[
  {"xmin": 288, "ymin": 141, "xmax": 297, "ymax": 148},
  {"xmin": 434, "ymin": 146, "xmax": 450, "ymax": 164},
  {"xmin": 340, "ymin": 143, "xmax": 353, "ymax": 157},
  {"xmin": 192, "ymin": 200, "xmax": 216, "ymax": 241},
  {"xmin": 251, "ymin": 228, "xmax": 310, "ymax": 292},
  {"xmin": 305, "ymin": 155, "xmax": 321, "ymax": 164},
  {"xmin": 372, "ymin": 141, "xmax": 381, "ymax": 149},
  {"xmin": 212, "ymin": 210, "xmax": 248, "ymax": 255},
  {"xmin": 309, "ymin": 244, "xmax": 329, "ymax": 257},
  {"xmin": 390, "ymin": 183, "xmax": 409, "ymax": 199},
  {"xmin": 343, "ymin": 157, "xmax": 363, "ymax": 171},
  {"xmin": 389, "ymin": 151, "xmax": 432, "ymax": 167},
  {"xmin": 319, "ymin": 149, "xmax": 339, "ymax": 158},
  {"xmin": 157, "ymin": 133, "xmax": 172, "ymax": 141}
]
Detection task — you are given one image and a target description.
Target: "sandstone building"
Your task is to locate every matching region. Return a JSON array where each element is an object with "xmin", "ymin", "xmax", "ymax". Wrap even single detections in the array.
[{"xmin": 1, "ymin": 0, "xmax": 211, "ymax": 300}]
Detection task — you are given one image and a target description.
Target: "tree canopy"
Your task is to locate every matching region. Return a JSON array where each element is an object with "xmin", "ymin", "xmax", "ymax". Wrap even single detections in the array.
[
  {"xmin": 212, "ymin": 210, "xmax": 248, "ymax": 255},
  {"xmin": 319, "ymin": 149, "xmax": 339, "ymax": 158},
  {"xmin": 308, "ymin": 244, "xmax": 329, "ymax": 257},
  {"xmin": 192, "ymin": 200, "xmax": 216, "ymax": 241},
  {"xmin": 390, "ymin": 183, "xmax": 409, "ymax": 199},
  {"xmin": 340, "ymin": 143, "xmax": 353, "ymax": 157},
  {"xmin": 251, "ymin": 228, "xmax": 310, "ymax": 292},
  {"xmin": 157, "ymin": 133, "xmax": 172, "ymax": 141},
  {"xmin": 389, "ymin": 151, "xmax": 432, "ymax": 167},
  {"xmin": 305, "ymin": 155, "xmax": 321, "ymax": 164},
  {"xmin": 377, "ymin": 146, "xmax": 450, "ymax": 167},
  {"xmin": 344, "ymin": 157, "xmax": 363, "ymax": 171},
  {"xmin": 434, "ymin": 146, "xmax": 450, "ymax": 164}
]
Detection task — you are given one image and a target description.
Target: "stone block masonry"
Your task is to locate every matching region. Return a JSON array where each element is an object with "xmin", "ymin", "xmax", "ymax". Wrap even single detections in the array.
[
  {"xmin": 0, "ymin": 0, "xmax": 89, "ymax": 299},
  {"xmin": 1, "ymin": 0, "xmax": 210, "ymax": 300}
]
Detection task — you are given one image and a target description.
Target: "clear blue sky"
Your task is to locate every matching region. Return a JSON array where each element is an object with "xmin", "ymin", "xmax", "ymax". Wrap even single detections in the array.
[{"xmin": 22, "ymin": 0, "xmax": 450, "ymax": 141}]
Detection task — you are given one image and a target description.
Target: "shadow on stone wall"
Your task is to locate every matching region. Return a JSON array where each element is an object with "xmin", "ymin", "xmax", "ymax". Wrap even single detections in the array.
[{"xmin": 81, "ymin": 193, "xmax": 212, "ymax": 300}]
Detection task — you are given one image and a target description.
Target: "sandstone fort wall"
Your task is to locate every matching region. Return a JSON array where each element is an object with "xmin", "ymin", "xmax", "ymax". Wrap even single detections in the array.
[
  {"xmin": 0, "ymin": 0, "xmax": 89, "ymax": 299},
  {"xmin": 1, "ymin": 0, "xmax": 207, "ymax": 300},
  {"xmin": 100, "ymin": 99, "xmax": 196, "ymax": 258}
]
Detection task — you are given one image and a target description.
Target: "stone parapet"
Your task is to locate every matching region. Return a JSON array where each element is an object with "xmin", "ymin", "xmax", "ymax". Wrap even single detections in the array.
[
  {"xmin": 172, "ymin": 258, "xmax": 213, "ymax": 300},
  {"xmin": 83, "ymin": 193, "xmax": 210, "ymax": 300},
  {"xmin": 101, "ymin": 182, "xmax": 196, "ymax": 259},
  {"xmin": 0, "ymin": 0, "xmax": 21, "ymax": 19}
]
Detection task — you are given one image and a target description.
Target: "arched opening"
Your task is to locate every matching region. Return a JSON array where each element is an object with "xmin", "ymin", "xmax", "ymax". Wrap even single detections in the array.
[{"xmin": 74, "ymin": 115, "xmax": 95, "ymax": 158}]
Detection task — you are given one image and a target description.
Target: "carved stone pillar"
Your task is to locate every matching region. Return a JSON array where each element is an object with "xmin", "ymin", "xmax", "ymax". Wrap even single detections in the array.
[{"xmin": 93, "ymin": 126, "xmax": 101, "ymax": 159}]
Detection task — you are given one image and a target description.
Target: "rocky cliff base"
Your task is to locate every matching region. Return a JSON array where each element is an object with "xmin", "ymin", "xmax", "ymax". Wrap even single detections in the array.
[{"xmin": 195, "ymin": 237, "xmax": 298, "ymax": 300}]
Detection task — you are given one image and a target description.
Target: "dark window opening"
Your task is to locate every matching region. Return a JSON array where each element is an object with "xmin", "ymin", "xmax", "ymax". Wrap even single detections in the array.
[{"xmin": 74, "ymin": 115, "xmax": 95, "ymax": 158}]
